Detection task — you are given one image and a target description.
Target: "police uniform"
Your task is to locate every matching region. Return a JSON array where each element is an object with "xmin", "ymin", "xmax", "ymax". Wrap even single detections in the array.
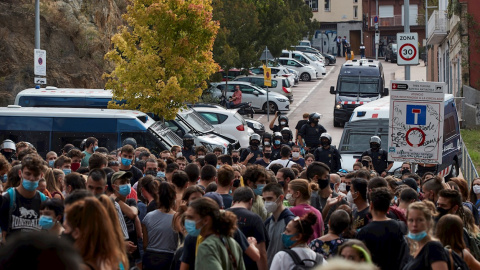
[
  {"xmin": 299, "ymin": 124, "xmax": 327, "ymax": 149},
  {"xmin": 182, "ymin": 147, "xmax": 195, "ymax": 162},
  {"xmin": 240, "ymin": 146, "xmax": 263, "ymax": 164},
  {"xmin": 361, "ymin": 148, "xmax": 392, "ymax": 175},
  {"xmin": 314, "ymin": 146, "xmax": 342, "ymax": 172}
]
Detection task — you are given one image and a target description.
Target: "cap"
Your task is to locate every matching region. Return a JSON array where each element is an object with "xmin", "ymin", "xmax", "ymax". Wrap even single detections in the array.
[
  {"xmin": 402, "ymin": 178, "xmax": 418, "ymax": 191},
  {"xmin": 204, "ymin": 192, "xmax": 224, "ymax": 209},
  {"xmin": 111, "ymin": 171, "xmax": 133, "ymax": 184}
]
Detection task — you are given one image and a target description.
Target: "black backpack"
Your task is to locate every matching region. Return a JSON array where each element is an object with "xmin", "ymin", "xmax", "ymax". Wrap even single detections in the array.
[
  {"xmin": 283, "ymin": 249, "xmax": 323, "ymax": 270},
  {"xmin": 444, "ymin": 246, "xmax": 469, "ymax": 270}
]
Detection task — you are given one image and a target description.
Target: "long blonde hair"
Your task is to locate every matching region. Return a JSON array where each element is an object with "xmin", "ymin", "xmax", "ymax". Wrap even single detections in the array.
[
  {"xmin": 45, "ymin": 168, "xmax": 62, "ymax": 196},
  {"xmin": 406, "ymin": 201, "xmax": 435, "ymax": 255}
]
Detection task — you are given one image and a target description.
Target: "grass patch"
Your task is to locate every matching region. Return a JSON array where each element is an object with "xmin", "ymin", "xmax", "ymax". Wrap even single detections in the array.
[{"xmin": 461, "ymin": 128, "xmax": 480, "ymax": 174}]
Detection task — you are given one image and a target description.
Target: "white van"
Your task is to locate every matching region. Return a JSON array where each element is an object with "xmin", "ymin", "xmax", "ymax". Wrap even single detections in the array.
[
  {"xmin": 339, "ymin": 94, "xmax": 462, "ymax": 179},
  {"xmin": 280, "ymin": 50, "xmax": 326, "ymax": 77},
  {"xmin": 233, "ymin": 75, "xmax": 293, "ymax": 102}
]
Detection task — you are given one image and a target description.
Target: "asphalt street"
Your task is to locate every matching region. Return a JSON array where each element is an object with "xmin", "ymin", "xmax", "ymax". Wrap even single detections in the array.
[{"xmin": 253, "ymin": 56, "xmax": 428, "ymax": 146}]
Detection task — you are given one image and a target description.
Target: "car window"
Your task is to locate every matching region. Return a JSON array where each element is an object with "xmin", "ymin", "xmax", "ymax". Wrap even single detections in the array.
[
  {"xmin": 280, "ymin": 53, "xmax": 289, "ymax": 58},
  {"xmin": 199, "ymin": 112, "xmax": 220, "ymax": 125},
  {"xmin": 251, "ymin": 68, "xmax": 262, "ymax": 74},
  {"xmin": 282, "ymin": 78, "xmax": 290, "ymax": 88},
  {"xmin": 216, "ymin": 84, "xmax": 225, "ymax": 91},
  {"xmin": 271, "ymin": 68, "xmax": 279, "ymax": 74},
  {"xmin": 287, "ymin": 60, "xmax": 298, "ymax": 66},
  {"xmin": 270, "ymin": 80, "xmax": 278, "ymax": 88},
  {"xmin": 227, "ymin": 84, "xmax": 236, "ymax": 92},
  {"xmin": 235, "ymin": 77, "xmax": 249, "ymax": 82},
  {"xmin": 240, "ymin": 85, "xmax": 255, "ymax": 94},
  {"xmin": 217, "ymin": 113, "xmax": 228, "ymax": 124}
]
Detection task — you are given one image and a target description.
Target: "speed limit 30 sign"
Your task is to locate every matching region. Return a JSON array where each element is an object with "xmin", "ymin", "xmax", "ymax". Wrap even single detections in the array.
[{"xmin": 396, "ymin": 33, "xmax": 419, "ymax": 66}]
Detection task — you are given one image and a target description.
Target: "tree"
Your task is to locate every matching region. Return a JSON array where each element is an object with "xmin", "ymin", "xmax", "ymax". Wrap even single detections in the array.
[{"xmin": 104, "ymin": 0, "xmax": 219, "ymax": 120}]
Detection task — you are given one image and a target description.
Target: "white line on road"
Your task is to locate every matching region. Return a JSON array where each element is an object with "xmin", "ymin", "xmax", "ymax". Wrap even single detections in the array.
[{"xmin": 286, "ymin": 66, "xmax": 336, "ymax": 118}]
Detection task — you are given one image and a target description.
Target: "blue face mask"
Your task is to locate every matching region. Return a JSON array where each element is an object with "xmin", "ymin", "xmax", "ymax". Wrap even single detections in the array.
[
  {"xmin": 282, "ymin": 233, "xmax": 298, "ymax": 248},
  {"xmin": 48, "ymin": 160, "xmax": 55, "ymax": 168},
  {"xmin": 39, "ymin": 215, "xmax": 55, "ymax": 230},
  {"xmin": 185, "ymin": 219, "xmax": 202, "ymax": 237},
  {"xmin": 2, "ymin": 174, "xmax": 7, "ymax": 183},
  {"xmin": 274, "ymin": 140, "xmax": 281, "ymax": 145},
  {"xmin": 62, "ymin": 169, "xmax": 71, "ymax": 175},
  {"xmin": 118, "ymin": 184, "xmax": 131, "ymax": 196},
  {"xmin": 93, "ymin": 146, "xmax": 99, "ymax": 151},
  {"xmin": 216, "ymin": 164, "xmax": 221, "ymax": 169},
  {"xmin": 157, "ymin": 171, "xmax": 165, "ymax": 178},
  {"xmin": 121, "ymin": 157, "xmax": 132, "ymax": 166},
  {"xmin": 407, "ymin": 231, "xmax": 427, "ymax": 241},
  {"xmin": 254, "ymin": 184, "xmax": 266, "ymax": 196},
  {"xmin": 22, "ymin": 178, "xmax": 39, "ymax": 192}
]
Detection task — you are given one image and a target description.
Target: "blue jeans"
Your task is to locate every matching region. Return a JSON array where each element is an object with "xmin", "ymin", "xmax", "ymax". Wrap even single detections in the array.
[{"xmin": 143, "ymin": 250, "xmax": 174, "ymax": 270}]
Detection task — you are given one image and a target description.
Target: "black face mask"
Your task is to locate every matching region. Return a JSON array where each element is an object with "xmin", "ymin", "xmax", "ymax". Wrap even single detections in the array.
[
  {"xmin": 321, "ymin": 141, "xmax": 330, "ymax": 147},
  {"xmin": 232, "ymin": 156, "xmax": 239, "ymax": 163},
  {"xmin": 278, "ymin": 181, "xmax": 285, "ymax": 187},
  {"xmin": 233, "ymin": 179, "xmax": 240, "ymax": 188},
  {"xmin": 313, "ymin": 120, "xmax": 319, "ymax": 124},
  {"xmin": 346, "ymin": 185, "xmax": 351, "ymax": 192},
  {"xmin": 436, "ymin": 207, "xmax": 451, "ymax": 221},
  {"xmin": 318, "ymin": 178, "xmax": 329, "ymax": 189},
  {"xmin": 251, "ymin": 142, "xmax": 259, "ymax": 149},
  {"xmin": 370, "ymin": 143, "xmax": 380, "ymax": 150},
  {"xmin": 1, "ymin": 151, "xmax": 12, "ymax": 160},
  {"xmin": 330, "ymin": 183, "xmax": 335, "ymax": 190},
  {"xmin": 401, "ymin": 169, "xmax": 410, "ymax": 175},
  {"xmin": 145, "ymin": 170, "xmax": 157, "ymax": 177},
  {"xmin": 362, "ymin": 161, "xmax": 369, "ymax": 167},
  {"xmin": 264, "ymin": 153, "xmax": 271, "ymax": 159}
]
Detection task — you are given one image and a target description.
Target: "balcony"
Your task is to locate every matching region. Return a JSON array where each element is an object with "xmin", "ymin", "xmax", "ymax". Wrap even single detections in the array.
[
  {"xmin": 427, "ymin": 10, "xmax": 448, "ymax": 45},
  {"xmin": 370, "ymin": 14, "xmax": 424, "ymax": 28}
]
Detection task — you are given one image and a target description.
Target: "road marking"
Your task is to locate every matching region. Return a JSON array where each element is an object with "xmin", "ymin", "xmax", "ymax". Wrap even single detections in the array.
[{"xmin": 286, "ymin": 66, "xmax": 336, "ymax": 118}]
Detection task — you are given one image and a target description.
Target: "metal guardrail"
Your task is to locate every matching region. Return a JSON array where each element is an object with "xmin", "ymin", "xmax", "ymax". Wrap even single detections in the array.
[{"xmin": 461, "ymin": 138, "xmax": 479, "ymax": 184}]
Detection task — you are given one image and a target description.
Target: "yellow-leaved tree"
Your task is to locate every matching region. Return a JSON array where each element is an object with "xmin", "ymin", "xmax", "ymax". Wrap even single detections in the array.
[{"xmin": 104, "ymin": 0, "xmax": 219, "ymax": 120}]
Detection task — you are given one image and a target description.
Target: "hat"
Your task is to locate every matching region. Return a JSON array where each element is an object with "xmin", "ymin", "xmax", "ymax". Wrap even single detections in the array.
[
  {"xmin": 111, "ymin": 171, "xmax": 133, "ymax": 184},
  {"xmin": 401, "ymin": 178, "xmax": 418, "ymax": 191},
  {"xmin": 204, "ymin": 192, "xmax": 224, "ymax": 209}
]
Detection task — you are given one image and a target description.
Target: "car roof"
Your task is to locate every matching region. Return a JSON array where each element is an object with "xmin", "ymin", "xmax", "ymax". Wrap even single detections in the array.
[
  {"xmin": 343, "ymin": 59, "xmax": 381, "ymax": 67},
  {"xmin": 0, "ymin": 106, "xmax": 148, "ymax": 119},
  {"xmin": 16, "ymin": 87, "xmax": 112, "ymax": 98}
]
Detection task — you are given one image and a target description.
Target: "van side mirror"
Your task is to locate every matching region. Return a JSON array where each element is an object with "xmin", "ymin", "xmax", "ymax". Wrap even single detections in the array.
[
  {"xmin": 253, "ymin": 90, "xmax": 259, "ymax": 96},
  {"xmin": 382, "ymin": 88, "xmax": 389, "ymax": 96},
  {"xmin": 330, "ymin": 86, "xmax": 336, "ymax": 95}
]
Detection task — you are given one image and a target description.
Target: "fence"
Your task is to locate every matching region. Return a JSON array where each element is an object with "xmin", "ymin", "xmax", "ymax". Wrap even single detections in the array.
[{"xmin": 461, "ymin": 139, "xmax": 479, "ymax": 184}]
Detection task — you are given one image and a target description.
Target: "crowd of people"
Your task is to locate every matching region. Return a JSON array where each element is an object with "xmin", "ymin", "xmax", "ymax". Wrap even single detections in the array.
[{"xmin": 0, "ymin": 113, "xmax": 479, "ymax": 270}]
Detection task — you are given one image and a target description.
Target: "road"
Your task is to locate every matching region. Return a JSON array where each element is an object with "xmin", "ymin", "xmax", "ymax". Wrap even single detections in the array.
[{"xmin": 253, "ymin": 56, "xmax": 427, "ymax": 146}]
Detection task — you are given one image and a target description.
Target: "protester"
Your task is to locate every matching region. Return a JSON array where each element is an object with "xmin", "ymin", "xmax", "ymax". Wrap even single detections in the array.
[
  {"xmin": 310, "ymin": 209, "xmax": 349, "ymax": 259},
  {"xmin": 39, "ymin": 198, "xmax": 65, "ymax": 235},
  {"xmin": 338, "ymin": 239, "xmax": 373, "ymax": 263}
]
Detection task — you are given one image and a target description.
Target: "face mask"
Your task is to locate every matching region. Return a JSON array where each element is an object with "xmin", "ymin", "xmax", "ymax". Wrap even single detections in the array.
[
  {"xmin": 339, "ymin": 183, "xmax": 347, "ymax": 192},
  {"xmin": 265, "ymin": 198, "xmax": 280, "ymax": 214},
  {"xmin": 286, "ymin": 193, "xmax": 296, "ymax": 205},
  {"xmin": 436, "ymin": 207, "xmax": 451, "ymax": 220},
  {"xmin": 185, "ymin": 219, "xmax": 202, "ymax": 237},
  {"xmin": 176, "ymin": 152, "xmax": 183, "ymax": 158},
  {"xmin": 93, "ymin": 146, "xmax": 99, "ymax": 151},
  {"xmin": 473, "ymin": 185, "xmax": 480, "ymax": 195},
  {"xmin": 157, "ymin": 171, "xmax": 166, "ymax": 178},
  {"xmin": 346, "ymin": 185, "xmax": 351, "ymax": 192},
  {"xmin": 118, "ymin": 184, "xmax": 131, "ymax": 196},
  {"xmin": 135, "ymin": 157, "xmax": 140, "ymax": 162},
  {"xmin": 361, "ymin": 161, "xmax": 369, "ymax": 167},
  {"xmin": 61, "ymin": 232, "xmax": 75, "ymax": 244},
  {"xmin": 22, "ymin": 178, "xmax": 39, "ymax": 192},
  {"xmin": 197, "ymin": 155, "xmax": 205, "ymax": 159},
  {"xmin": 62, "ymin": 169, "xmax": 71, "ymax": 175},
  {"xmin": 321, "ymin": 141, "xmax": 330, "ymax": 147},
  {"xmin": 282, "ymin": 233, "xmax": 298, "ymax": 248},
  {"xmin": 145, "ymin": 170, "xmax": 157, "ymax": 177},
  {"xmin": 264, "ymin": 152, "xmax": 271, "ymax": 159},
  {"xmin": 2, "ymin": 174, "xmax": 7, "ymax": 183},
  {"xmin": 346, "ymin": 191, "xmax": 355, "ymax": 204},
  {"xmin": 401, "ymin": 169, "xmax": 410, "ymax": 175},
  {"xmin": 292, "ymin": 152, "xmax": 300, "ymax": 158},
  {"xmin": 330, "ymin": 183, "xmax": 335, "ymax": 190},
  {"xmin": 264, "ymin": 141, "xmax": 271, "ymax": 146},
  {"xmin": 71, "ymin": 162, "xmax": 81, "ymax": 172},
  {"xmin": 313, "ymin": 119, "xmax": 319, "ymax": 124},
  {"xmin": 407, "ymin": 231, "xmax": 428, "ymax": 241},
  {"xmin": 370, "ymin": 143, "xmax": 380, "ymax": 150},
  {"xmin": 216, "ymin": 165, "xmax": 221, "ymax": 169},
  {"xmin": 280, "ymin": 121, "xmax": 286, "ymax": 125},
  {"xmin": 250, "ymin": 142, "xmax": 259, "ymax": 148},
  {"xmin": 274, "ymin": 140, "xmax": 281, "ymax": 145},
  {"xmin": 254, "ymin": 184, "xmax": 265, "ymax": 196},
  {"xmin": 232, "ymin": 156, "xmax": 239, "ymax": 163},
  {"xmin": 318, "ymin": 178, "xmax": 329, "ymax": 189},
  {"xmin": 120, "ymin": 157, "xmax": 132, "ymax": 166},
  {"xmin": 282, "ymin": 135, "xmax": 290, "ymax": 141},
  {"xmin": 2, "ymin": 151, "xmax": 13, "ymax": 160},
  {"xmin": 39, "ymin": 215, "xmax": 55, "ymax": 230},
  {"xmin": 48, "ymin": 160, "xmax": 55, "ymax": 168}
]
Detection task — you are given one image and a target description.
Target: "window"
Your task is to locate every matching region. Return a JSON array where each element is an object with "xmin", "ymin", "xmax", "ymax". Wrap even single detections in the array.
[
  {"xmin": 324, "ymin": 0, "xmax": 330, "ymax": 11},
  {"xmin": 240, "ymin": 85, "xmax": 255, "ymax": 94},
  {"xmin": 379, "ymin": 5, "xmax": 394, "ymax": 17},
  {"xmin": 353, "ymin": 6, "xmax": 358, "ymax": 18}
]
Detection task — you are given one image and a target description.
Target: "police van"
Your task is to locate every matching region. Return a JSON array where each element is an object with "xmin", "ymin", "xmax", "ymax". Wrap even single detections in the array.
[
  {"xmin": 14, "ymin": 87, "xmax": 236, "ymax": 153},
  {"xmin": 0, "ymin": 106, "xmax": 182, "ymax": 158},
  {"xmin": 339, "ymin": 94, "xmax": 462, "ymax": 178},
  {"xmin": 330, "ymin": 59, "xmax": 389, "ymax": 127}
]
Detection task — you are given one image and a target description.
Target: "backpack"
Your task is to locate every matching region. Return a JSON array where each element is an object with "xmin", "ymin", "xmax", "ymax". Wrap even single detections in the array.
[
  {"xmin": 283, "ymin": 249, "xmax": 323, "ymax": 270},
  {"xmin": 463, "ymin": 228, "xmax": 480, "ymax": 261},
  {"xmin": 6, "ymin": 187, "xmax": 47, "ymax": 232},
  {"xmin": 444, "ymin": 246, "xmax": 469, "ymax": 270}
]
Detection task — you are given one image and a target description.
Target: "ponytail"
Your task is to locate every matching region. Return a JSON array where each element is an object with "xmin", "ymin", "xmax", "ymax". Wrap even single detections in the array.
[{"xmin": 189, "ymin": 197, "xmax": 237, "ymax": 237}]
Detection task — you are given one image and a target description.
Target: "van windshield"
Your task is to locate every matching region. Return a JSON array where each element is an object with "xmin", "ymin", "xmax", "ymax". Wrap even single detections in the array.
[
  {"xmin": 178, "ymin": 110, "xmax": 214, "ymax": 133},
  {"xmin": 149, "ymin": 121, "xmax": 183, "ymax": 146},
  {"xmin": 339, "ymin": 77, "xmax": 379, "ymax": 95},
  {"xmin": 340, "ymin": 129, "xmax": 389, "ymax": 153}
]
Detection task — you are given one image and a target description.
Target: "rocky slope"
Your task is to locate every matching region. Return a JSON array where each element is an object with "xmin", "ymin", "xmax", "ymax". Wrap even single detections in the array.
[{"xmin": 0, "ymin": 0, "xmax": 126, "ymax": 106}]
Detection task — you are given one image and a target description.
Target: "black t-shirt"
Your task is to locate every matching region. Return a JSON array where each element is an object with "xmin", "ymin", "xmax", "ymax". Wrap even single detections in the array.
[
  {"xmin": 254, "ymin": 159, "xmax": 270, "ymax": 168},
  {"xmin": 0, "ymin": 189, "xmax": 43, "ymax": 236},
  {"xmin": 353, "ymin": 206, "xmax": 370, "ymax": 230},
  {"xmin": 228, "ymin": 207, "xmax": 268, "ymax": 270},
  {"xmin": 271, "ymin": 124, "xmax": 288, "ymax": 133},
  {"xmin": 357, "ymin": 220, "xmax": 408, "ymax": 270},
  {"xmin": 402, "ymin": 241, "xmax": 448, "ymax": 270},
  {"xmin": 122, "ymin": 166, "xmax": 144, "ymax": 186},
  {"xmin": 219, "ymin": 194, "xmax": 233, "ymax": 209},
  {"xmin": 146, "ymin": 200, "xmax": 157, "ymax": 213},
  {"xmin": 295, "ymin": 120, "xmax": 308, "ymax": 131},
  {"xmin": 123, "ymin": 198, "xmax": 138, "ymax": 233},
  {"xmin": 240, "ymin": 147, "xmax": 262, "ymax": 164},
  {"xmin": 290, "ymin": 158, "xmax": 305, "ymax": 167}
]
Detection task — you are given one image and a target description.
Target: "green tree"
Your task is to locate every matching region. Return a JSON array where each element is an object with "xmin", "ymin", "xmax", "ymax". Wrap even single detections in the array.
[{"xmin": 104, "ymin": 0, "xmax": 219, "ymax": 120}]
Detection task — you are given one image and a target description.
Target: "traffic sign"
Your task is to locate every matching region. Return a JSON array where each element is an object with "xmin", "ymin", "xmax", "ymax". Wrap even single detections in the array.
[
  {"xmin": 374, "ymin": 16, "xmax": 378, "ymax": 23},
  {"xmin": 397, "ymin": 33, "xmax": 419, "ymax": 66},
  {"xmin": 263, "ymin": 65, "xmax": 271, "ymax": 87},
  {"xmin": 34, "ymin": 49, "xmax": 46, "ymax": 76},
  {"xmin": 388, "ymin": 80, "xmax": 445, "ymax": 164},
  {"xmin": 34, "ymin": 77, "xmax": 47, "ymax": 84}
]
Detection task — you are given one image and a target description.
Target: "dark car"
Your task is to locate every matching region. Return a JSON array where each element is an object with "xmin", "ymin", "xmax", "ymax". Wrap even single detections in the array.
[
  {"xmin": 385, "ymin": 43, "xmax": 397, "ymax": 63},
  {"xmin": 320, "ymin": 52, "xmax": 336, "ymax": 66}
]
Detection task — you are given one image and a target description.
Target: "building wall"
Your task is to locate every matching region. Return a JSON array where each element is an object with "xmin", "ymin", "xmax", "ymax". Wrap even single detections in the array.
[
  {"xmin": 311, "ymin": 0, "xmax": 363, "ymax": 22},
  {"xmin": 466, "ymin": 0, "xmax": 480, "ymax": 89}
]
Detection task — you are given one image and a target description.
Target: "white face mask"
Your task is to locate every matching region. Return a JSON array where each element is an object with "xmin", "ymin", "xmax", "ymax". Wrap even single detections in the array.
[
  {"xmin": 198, "ymin": 155, "xmax": 205, "ymax": 159},
  {"xmin": 285, "ymin": 193, "xmax": 296, "ymax": 205},
  {"xmin": 280, "ymin": 121, "xmax": 286, "ymax": 125},
  {"xmin": 474, "ymin": 185, "xmax": 480, "ymax": 194},
  {"xmin": 176, "ymin": 152, "xmax": 182, "ymax": 158},
  {"xmin": 339, "ymin": 183, "xmax": 347, "ymax": 192},
  {"xmin": 265, "ymin": 201, "xmax": 278, "ymax": 214},
  {"xmin": 346, "ymin": 191, "xmax": 354, "ymax": 204},
  {"xmin": 292, "ymin": 152, "xmax": 300, "ymax": 158}
]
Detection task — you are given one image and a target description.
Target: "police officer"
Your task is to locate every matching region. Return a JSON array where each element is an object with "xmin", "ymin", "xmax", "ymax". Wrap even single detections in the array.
[
  {"xmin": 361, "ymin": 136, "xmax": 393, "ymax": 177},
  {"xmin": 298, "ymin": 112, "xmax": 327, "ymax": 153},
  {"xmin": 280, "ymin": 127, "xmax": 294, "ymax": 147},
  {"xmin": 314, "ymin": 133, "xmax": 342, "ymax": 173},
  {"xmin": 269, "ymin": 111, "xmax": 289, "ymax": 132},
  {"xmin": 0, "ymin": 139, "xmax": 16, "ymax": 162},
  {"xmin": 240, "ymin": 133, "xmax": 263, "ymax": 165},
  {"xmin": 271, "ymin": 132, "xmax": 283, "ymax": 161},
  {"xmin": 182, "ymin": 134, "xmax": 196, "ymax": 162},
  {"xmin": 262, "ymin": 132, "xmax": 272, "ymax": 147}
]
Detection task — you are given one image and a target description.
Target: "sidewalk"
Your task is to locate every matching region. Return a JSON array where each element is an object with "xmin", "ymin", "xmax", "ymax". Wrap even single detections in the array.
[{"xmin": 393, "ymin": 62, "xmax": 427, "ymax": 81}]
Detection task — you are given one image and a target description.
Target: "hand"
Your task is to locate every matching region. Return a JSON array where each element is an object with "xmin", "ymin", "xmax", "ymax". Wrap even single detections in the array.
[
  {"xmin": 275, "ymin": 111, "xmax": 279, "ymax": 117},
  {"xmin": 247, "ymin": 152, "xmax": 254, "ymax": 160},
  {"xmin": 304, "ymin": 146, "xmax": 310, "ymax": 151},
  {"xmin": 381, "ymin": 171, "xmax": 387, "ymax": 177},
  {"xmin": 247, "ymin": 237, "xmax": 257, "ymax": 246},
  {"xmin": 125, "ymin": 241, "xmax": 137, "ymax": 254},
  {"xmin": 326, "ymin": 194, "xmax": 343, "ymax": 207}
]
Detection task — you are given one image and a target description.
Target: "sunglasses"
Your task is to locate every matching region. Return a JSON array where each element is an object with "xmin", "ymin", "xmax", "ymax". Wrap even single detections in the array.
[{"xmin": 293, "ymin": 216, "xmax": 304, "ymax": 234}]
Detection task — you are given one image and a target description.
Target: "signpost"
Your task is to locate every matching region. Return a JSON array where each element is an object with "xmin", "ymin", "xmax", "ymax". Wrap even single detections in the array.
[
  {"xmin": 397, "ymin": 33, "xmax": 419, "ymax": 66},
  {"xmin": 34, "ymin": 49, "xmax": 46, "ymax": 76},
  {"xmin": 388, "ymin": 80, "xmax": 445, "ymax": 164}
]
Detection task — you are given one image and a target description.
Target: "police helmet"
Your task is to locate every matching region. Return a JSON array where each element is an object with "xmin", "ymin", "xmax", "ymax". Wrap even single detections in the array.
[
  {"xmin": 79, "ymin": 139, "xmax": 87, "ymax": 150},
  {"xmin": 320, "ymin": 133, "xmax": 332, "ymax": 143},
  {"xmin": 250, "ymin": 133, "xmax": 261, "ymax": 144},
  {"xmin": 183, "ymin": 134, "xmax": 195, "ymax": 141},
  {"xmin": 122, "ymin": 137, "xmax": 138, "ymax": 149},
  {"xmin": 278, "ymin": 115, "xmax": 289, "ymax": 125},
  {"xmin": 0, "ymin": 139, "xmax": 16, "ymax": 151},
  {"xmin": 370, "ymin": 136, "xmax": 381, "ymax": 145},
  {"xmin": 273, "ymin": 132, "xmax": 282, "ymax": 140},
  {"xmin": 281, "ymin": 127, "xmax": 293, "ymax": 140},
  {"xmin": 309, "ymin": 112, "xmax": 322, "ymax": 122}
]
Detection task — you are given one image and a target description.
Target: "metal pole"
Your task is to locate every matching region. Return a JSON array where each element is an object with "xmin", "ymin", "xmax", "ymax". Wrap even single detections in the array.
[
  {"xmin": 266, "ymin": 46, "xmax": 270, "ymax": 122},
  {"xmin": 404, "ymin": 0, "xmax": 410, "ymax": 80},
  {"xmin": 375, "ymin": 0, "xmax": 379, "ymax": 61},
  {"xmin": 35, "ymin": 0, "xmax": 40, "ymax": 49},
  {"xmin": 425, "ymin": 0, "xmax": 428, "ymax": 80}
]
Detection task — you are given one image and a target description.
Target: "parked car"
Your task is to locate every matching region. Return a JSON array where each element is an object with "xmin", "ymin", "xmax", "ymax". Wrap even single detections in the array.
[
  {"xmin": 190, "ymin": 104, "xmax": 253, "ymax": 148},
  {"xmin": 277, "ymin": 58, "xmax": 317, "ymax": 81},
  {"xmin": 249, "ymin": 66, "xmax": 296, "ymax": 86},
  {"xmin": 214, "ymin": 68, "xmax": 253, "ymax": 81},
  {"xmin": 234, "ymin": 75, "xmax": 293, "ymax": 103},
  {"xmin": 385, "ymin": 43, "xmax": 397, "ymax": 63},
  {"xmin": 281, "ymin": 50, "xmax": 326, "ymax": 77},
  {"xmin": 244, "ymin": 118, "xmax": 265, "ymax": 137},
  {"xmin": 293, "ymin": 46, "xmax": 326, "ymax": 61},
  {"xmin": 286, "ymin": 68, "xmax": 300, "ymax": 84},
  {"xmin": 320, "ymin": 52, "xmax": 336, "ymax": 66},
  {"xmin": 204, "ymin": 81, "xmax": 290, "ymax": 112},
  {"xmin": 299, "ymin": 40, "xmax": 311, "ymax": 47}
]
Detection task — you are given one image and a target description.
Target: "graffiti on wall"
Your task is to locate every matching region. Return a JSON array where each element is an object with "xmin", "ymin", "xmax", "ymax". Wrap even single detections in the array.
[{"xmin": 313, "ymin": 30, "xmax": 338, "ymax": 54}]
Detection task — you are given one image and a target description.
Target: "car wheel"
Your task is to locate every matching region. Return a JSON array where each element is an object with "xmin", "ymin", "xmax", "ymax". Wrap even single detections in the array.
[
  {"xmin": 325, "ymin": 58, "xmax": 330, "ymax": 66},
  {"xmin": 263, "ymin": 102, "xmax": 278, "ymax": 113},
  {"xmin": 301, "ymin": 72, "xmax": 311, "ymax": 81}
]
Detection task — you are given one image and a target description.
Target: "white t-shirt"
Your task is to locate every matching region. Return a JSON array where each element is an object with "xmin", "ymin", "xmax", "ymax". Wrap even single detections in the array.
[
  {"xmin": 270, "ymin": 247, "xmax": 327, "ymax": 270},
  {"xmin": 266, "ymin": 159, "xmax": 296, "ymax": 169}
]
